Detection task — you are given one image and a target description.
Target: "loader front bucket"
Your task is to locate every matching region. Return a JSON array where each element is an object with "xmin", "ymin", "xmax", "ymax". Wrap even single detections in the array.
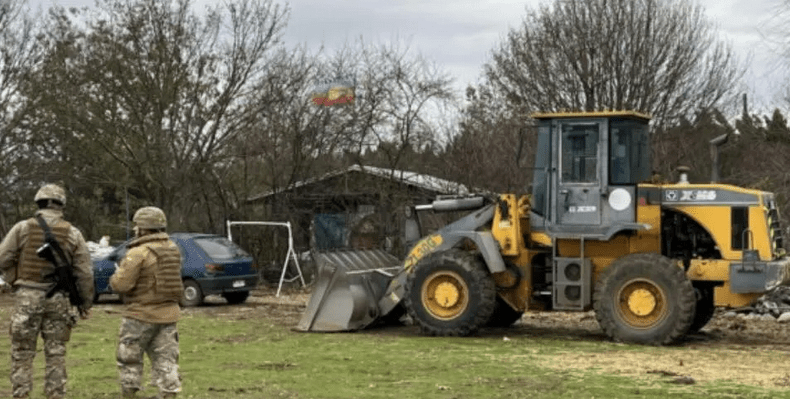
[{"xmin": 296, "ymin": 249, "xmax": 402, "ymax": 332}]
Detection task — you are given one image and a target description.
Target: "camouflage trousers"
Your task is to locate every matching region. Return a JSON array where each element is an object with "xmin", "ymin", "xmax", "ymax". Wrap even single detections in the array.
[
  {"xmin": 117, "ymin": 317, "xmax": 181, "ymax": 396},
  {"xmin": 9, "ymin": 287, "xmax": 75, "ymax": 399}
]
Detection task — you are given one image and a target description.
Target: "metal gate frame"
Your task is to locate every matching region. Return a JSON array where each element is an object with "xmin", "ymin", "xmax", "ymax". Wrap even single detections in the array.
[{"xmin": 226, "ymin": 220, "xmax": 306, "ymax": 297}]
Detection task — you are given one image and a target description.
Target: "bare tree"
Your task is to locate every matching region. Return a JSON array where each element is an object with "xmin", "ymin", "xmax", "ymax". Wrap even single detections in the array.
[
  {"xmin": 485, "ymin": 0, "xmax": 743, "ymax": 127},
  {"xmin": 24, "ymin": 0, "xmax": 289, "ymax": 235},
  {"xmin": 326, "ymin": 39, "xmax": 456, "ymax": 171},
  {"xmin": 231, "ymin": 45, "xmax": 334, "ymax": 213},
  {"xmin": 0, "ymin": 0, "xmax": 48, "ymax": 233},
  {"xmin": 237, "ymin": 39, "xmax": 456, "ymax": 201},
  {"xmin": 444, "ymin": 84, "xmax": 535, "ymax": 193},
  {"xmin": 764, "ymin": 0, "xmax": 790, "ymax": 104}
]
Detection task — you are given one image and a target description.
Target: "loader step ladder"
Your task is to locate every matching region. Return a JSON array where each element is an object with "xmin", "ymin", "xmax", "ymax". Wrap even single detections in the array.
[
  {"xmin": 226, "ymin": 220, "xmax": 306, "ymax": 297},
  {"xmin": 551, "ymin": 237, "xmax": 593, "ymax": 310}
]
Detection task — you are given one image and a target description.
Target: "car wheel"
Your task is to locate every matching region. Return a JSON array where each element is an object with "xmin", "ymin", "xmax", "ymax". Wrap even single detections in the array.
[
  {"xmin": 222, "ymin": 291, "xmax": 250, "ymax": 305},
  {"xmin": 182, "ymin": 280, "xmax": 203, "ymax": 307}
]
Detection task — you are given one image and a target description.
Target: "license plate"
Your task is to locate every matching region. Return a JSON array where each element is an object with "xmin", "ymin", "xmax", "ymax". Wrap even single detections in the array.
[{"xmin": 233, "ymin": 280, "xmax": 245, "ymax": 288}]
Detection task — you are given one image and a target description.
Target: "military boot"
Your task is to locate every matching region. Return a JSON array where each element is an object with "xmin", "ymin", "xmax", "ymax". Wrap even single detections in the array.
[{"xmin": 120, "ymin": 388, "xmax": 138, "ymax": 399}]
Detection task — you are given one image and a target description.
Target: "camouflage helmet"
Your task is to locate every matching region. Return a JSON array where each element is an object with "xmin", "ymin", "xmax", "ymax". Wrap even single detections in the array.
[
  {"xmin": 34, "ymin": 184, "xmax": 67, "ymax": 206},
  {"xmin": 133, "ymin": 206, "xmax": 167, "ymax": 230}
]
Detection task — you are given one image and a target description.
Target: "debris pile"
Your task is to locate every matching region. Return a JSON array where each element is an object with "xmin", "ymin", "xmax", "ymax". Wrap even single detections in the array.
[
  {"xmin": 723, "ymin": 286, "xmax": 790, "ymax": 323},
  {"xmin": 88, "ymin": 235, "xmax": 115, "ymax": 260}
]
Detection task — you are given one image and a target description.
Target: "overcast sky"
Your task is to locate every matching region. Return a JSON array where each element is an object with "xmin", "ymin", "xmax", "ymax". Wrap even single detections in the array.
[{"xmin": 31, "ymin": 0, "xmax": 789, "ymax": 112}]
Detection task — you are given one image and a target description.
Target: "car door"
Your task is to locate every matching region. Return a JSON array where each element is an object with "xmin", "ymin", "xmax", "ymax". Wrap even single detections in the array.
[{"xmin": 93, "ymin": 242, "xmax": 129, "ymax": 294}]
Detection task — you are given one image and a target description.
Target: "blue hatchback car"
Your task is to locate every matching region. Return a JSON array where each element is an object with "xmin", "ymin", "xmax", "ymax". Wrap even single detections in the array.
[{"xmin": 93, "ymin": 233, "xmax": 258, "ymax": 306}]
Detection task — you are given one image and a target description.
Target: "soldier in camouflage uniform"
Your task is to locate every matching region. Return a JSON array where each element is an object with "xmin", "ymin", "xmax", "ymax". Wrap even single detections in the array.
[
  {"xmin": 0, "ymin": 184, "xmax": 94, "ymax": 399},
  {"xmin": 111, "ymin": 207, "xmax": 183, "ymax": 399}
]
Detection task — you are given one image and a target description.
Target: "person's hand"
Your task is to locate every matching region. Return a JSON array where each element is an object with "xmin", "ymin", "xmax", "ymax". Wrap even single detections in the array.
[{"xmin": 79, "ymin": 309, "xmax": 92, "ymax": 320}]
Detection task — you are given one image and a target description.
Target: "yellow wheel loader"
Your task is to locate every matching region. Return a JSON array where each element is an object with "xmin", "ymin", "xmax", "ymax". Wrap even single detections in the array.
[{"xmin": 297, "ymin": 111, "xmax": 790, "ymax": 345}]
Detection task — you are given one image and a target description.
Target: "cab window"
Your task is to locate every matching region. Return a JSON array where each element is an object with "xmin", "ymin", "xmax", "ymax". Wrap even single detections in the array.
[{"xmin": 561, "ymin": 123, "xmax": 599, "ymax": 183}]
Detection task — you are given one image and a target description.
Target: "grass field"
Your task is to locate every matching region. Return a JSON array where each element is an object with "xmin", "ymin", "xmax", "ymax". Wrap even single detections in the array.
[{"xmin": 1, "ymin": 294, "xmax": 790, "ymax": 399}]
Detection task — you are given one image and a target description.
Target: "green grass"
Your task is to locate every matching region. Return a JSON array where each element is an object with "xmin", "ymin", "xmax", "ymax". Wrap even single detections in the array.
[{"xmin": 1, "ymin": 303, "xmax": 789, "ymax": 399}]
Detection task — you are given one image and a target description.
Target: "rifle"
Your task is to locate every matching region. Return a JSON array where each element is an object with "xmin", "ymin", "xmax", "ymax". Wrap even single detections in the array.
[{"xmin": 35, "ymin": 216, "xmax": 87, "ymax": 317}]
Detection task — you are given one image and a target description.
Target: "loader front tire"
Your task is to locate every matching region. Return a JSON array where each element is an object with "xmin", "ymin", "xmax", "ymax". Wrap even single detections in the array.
[
  {"xmin": 405, "ymin": 250, "xmax": 496, "ymax": 336},
  {"xmin": 593, "ymin": 253, "xmax": 696, "ymax": 345},
  {"xmin": 487, "ymin": 296, "xmax": 524, "ymax": 327}
]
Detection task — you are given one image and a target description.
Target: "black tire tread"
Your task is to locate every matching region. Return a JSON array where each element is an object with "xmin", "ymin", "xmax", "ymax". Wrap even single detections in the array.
[
  {"xmin": 487, "ymin": 296, "xmax": 524, "ymax": 327},
  {"xmin": 223, "ymin": 290, "xmax": 250, "ymax": 305},
  {"xmin": 405, "ymin": 249, "xmax": 496, "ymax": 336},
  {"xmin": 688, "ymin": 286, "xmax": 716, "ymax": 333},
  {"xmin": 593, "ymin": 253, "xmax": 696, "ymax": 345}
]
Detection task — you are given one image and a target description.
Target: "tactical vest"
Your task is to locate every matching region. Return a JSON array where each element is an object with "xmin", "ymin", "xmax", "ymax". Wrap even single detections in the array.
[
  {"xmin": 18, "ymin": 218, "xmax": 72, "ymax": 283},
  {"xmin": 149, "ymin": 241, "xmax": 183, "ymax": 302},
  {"xmin": 127, "ymin": 234, "xmax": 182, "ymax": 304}
]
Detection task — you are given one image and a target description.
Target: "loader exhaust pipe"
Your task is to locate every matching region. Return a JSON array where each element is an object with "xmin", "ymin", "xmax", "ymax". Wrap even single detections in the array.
[{"xmin": 710, "ymin": 133, "xmax": 728, "ymax": 183}]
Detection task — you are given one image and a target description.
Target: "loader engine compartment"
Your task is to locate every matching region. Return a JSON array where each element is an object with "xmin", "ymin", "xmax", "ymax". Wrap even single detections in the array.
[{"xmin": 661, "ymin": 208, "xmax": 721, "ymax": 265}]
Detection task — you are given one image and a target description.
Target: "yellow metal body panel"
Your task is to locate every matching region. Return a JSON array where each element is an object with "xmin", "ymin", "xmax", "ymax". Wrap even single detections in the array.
[
  {"xmin": 645, "ymin": 182, "xmax": 776, "ymax": 260},
  {"xmin": 685, "ymin": 259, "xmax": 762, "ymax": 307},
  {"xmin": 632, "ymin": 203, "xmax": 661, "ymax": 253},
  {"xmin": 686, "ymin": 259, "xmax": 729, "ymax": 281},
  {"xmin": 674, "ymin": 205, "xmax": 735, "ymax": 257},
  {"xmin": 748, "ymin": 204, "xmax": 775, "ymax": 259},
  {"xmin": 491, "ymin": 194, "xmax": 523, "ymax": 257},
  {"xmin": 530, "ymin": 231, "xmax": 552, "ymax": 247},
  {"xmin": 551, "ymin": 200, "xmax": 663, "ymax": 282},
  {"xmin": 491, "ymin": 194, "xmax": 545, "ymax": 312},
  {"xmin": 673, "ymin": 205, "xmax": 774, "ymax": 261},
  {"xmin": 404, "ymin": 234, "xmax": 442, "ymax": 272},
  {"xmin": 493, "ymin": 263, "xmax": 532, "ymax": 312},
  {"xmin": 714, "ymin": 282, "xmax": 761, "ymax": 308}
]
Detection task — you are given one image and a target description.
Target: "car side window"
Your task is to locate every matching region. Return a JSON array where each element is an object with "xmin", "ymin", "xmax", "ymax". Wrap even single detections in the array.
[{"xmin": 193, "ymin": 237, "xmax": 249, "ymax": 261}]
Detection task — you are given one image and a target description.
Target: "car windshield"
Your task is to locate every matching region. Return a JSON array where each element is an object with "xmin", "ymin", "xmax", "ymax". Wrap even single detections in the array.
[{"xmin": 193, "ymin": 236, "xmax": 250, "ymax": 261}]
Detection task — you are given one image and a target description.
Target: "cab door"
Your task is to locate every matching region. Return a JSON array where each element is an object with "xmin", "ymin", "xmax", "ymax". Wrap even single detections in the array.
[{"xmin": 556, "ymin": 120, "xmax": 603, "ymax": 225}]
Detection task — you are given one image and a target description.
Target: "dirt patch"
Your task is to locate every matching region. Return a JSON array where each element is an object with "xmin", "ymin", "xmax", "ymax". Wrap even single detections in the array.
[
  {"xmin": 485, "ymin": 311, "xmax": 790, "ymax": 388},
  {"xmin": 5, "ymin": 286, "xmax": 790, "ymax": 388},
  {"xmin": 537, "ymin": 345, "xmax": 790, "ymax": 387}
]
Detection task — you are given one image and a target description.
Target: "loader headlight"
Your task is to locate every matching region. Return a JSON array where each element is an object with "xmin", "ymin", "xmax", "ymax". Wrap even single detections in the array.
[{"xmin": 608, "ymin": 188, "xmax": 631, "ymax": 212}]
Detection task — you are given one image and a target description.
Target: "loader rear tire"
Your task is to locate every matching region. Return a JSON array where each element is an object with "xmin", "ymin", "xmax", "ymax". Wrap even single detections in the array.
[
  {"xmin": 688, "ymin": 286, "xmax": 716, "ymax": 333},
  {"xmin": 593, "ymin": 253, "xmax": 696, "ymax": 345},
  {"xmin": 405, "ymin": 250, "xmax": 496, "ymax": 336}
]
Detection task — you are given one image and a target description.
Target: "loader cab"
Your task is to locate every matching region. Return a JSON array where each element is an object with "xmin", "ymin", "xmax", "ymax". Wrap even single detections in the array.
[{"xmin": 530, "ymin": 111, "xmax": 652, "ymax": 239}]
